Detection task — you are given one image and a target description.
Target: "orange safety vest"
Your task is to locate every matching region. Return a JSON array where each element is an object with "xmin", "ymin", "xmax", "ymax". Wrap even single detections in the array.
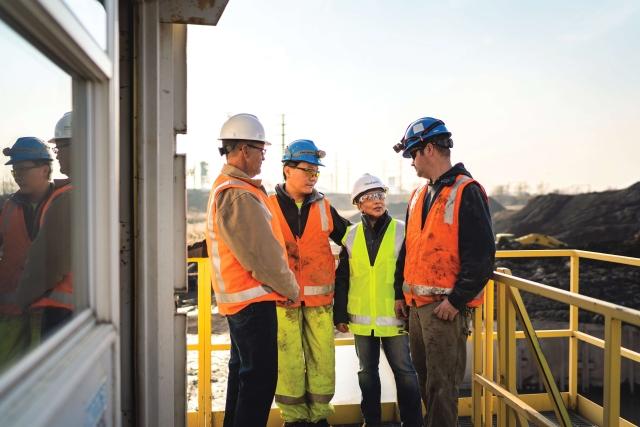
[
  {"xmin": 206, "ymin": 174, "xmax": 287, "ymax": 315},
  {"xmin": 270, "ymin": 195, "xmax": 335, "ymax": 307},
  {"xmin": 403, "ymin": 174, "xmax": 485, "ymax": 308},
  {"xmin": 30, "ymin": 184, "xmax": 74, "ymax": 311},
  {"xmin": 0, "ymin": 199, "xmax": 31, "ymax": 315}
]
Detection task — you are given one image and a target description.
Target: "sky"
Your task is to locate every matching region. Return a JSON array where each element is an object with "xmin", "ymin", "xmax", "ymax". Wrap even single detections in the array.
[{"xmin": 177, "ymin": 0, "xmax": 640, "ymax": 195}]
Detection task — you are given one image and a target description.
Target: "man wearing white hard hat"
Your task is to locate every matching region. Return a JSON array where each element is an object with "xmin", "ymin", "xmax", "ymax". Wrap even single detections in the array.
[
  {"xmin": 334, "ymin": 174, "xmax": 423, "ymax": 427},
  {"xmin": 206, "ymin": 113, "xmax": 299, "ymax": 427}
]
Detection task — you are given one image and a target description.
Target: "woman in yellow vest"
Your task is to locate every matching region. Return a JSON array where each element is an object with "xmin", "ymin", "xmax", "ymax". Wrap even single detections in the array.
[
  {"xmin": 334, "ymin": 174, "xmax": 423, "ymax": 427},
  {"xmin": 270, "ymin": 140, "xmax": 350, "ymax": 427}
]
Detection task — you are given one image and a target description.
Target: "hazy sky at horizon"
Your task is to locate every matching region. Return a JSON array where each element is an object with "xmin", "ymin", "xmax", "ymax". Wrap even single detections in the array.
[{"xmin": 177, "ymin": 0, "xmax": 640, "ymax": 195}]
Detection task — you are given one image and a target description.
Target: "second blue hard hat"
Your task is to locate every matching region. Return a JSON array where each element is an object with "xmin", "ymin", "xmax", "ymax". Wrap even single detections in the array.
[
  {"xmin": 395, "ymin": 117, "xmax": 452, "ymax": 158},
  {"xmin": 282, "ymin": 139, "xmax": 326, "ymax": 166},
  {"xmin": 3, "ymin": 137, "xmax": 53, "ymax": 165}
]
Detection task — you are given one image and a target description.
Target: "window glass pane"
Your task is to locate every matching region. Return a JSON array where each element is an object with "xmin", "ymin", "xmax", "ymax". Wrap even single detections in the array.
[
  {"xmin": 0, "ymin": 19, "xmax": 85, "ymax": 373},
  {"xmin": 62, "ymin": 0, "xmax": 107, "ymax": 50}
]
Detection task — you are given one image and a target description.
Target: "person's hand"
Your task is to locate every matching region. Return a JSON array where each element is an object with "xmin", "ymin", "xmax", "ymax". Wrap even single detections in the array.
[
  {"xmin": 433, "ymin": 298, "xmax": 459, "ymax": 321},
  {"xmin": 336, "ymin": 323, "xmax": 349, "ymax": 333},
  {"xmin": 394, "ymin": 299, "xmax": 408, "ymax": 319}
]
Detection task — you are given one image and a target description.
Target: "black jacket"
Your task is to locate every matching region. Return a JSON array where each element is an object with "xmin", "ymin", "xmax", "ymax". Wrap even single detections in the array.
[
  {"xmin": 333, "ymin": 211, "xmax": 393, "ymax": 325},
  {"xmin": 273, "ymin": 183, "xmax": 350, "ymax": 245},
  {"xmin": 393, "ymin": 163, "xmax": 495, "ymax": 311}
]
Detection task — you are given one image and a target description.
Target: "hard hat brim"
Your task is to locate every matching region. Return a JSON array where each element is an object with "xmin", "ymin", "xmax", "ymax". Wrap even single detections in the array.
[{"xmin": 218, "ymin": 138, "xmax": 271, "ymax": 146}]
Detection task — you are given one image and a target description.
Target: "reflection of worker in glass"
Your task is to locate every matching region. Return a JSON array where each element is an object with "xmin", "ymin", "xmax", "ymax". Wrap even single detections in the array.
[
  {"xmin": 0, "ymin": 137, "xmax": 54, "ymax": 367},
  {"xmin": 7, "ymin": 112, "xmax": 74, "ymax": 341}
]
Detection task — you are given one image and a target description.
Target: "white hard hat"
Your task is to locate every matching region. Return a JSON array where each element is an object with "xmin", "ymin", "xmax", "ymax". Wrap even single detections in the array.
[
  {"xmin": 53, "ymin": 111, "xmax": 72, "ymax": 140},
  {"xmin": 351, "ymin": 173, "xmax": 388, "ymax": 204},
  {"xmin": 219, "ymin": 113, "xmax": 270, "ymax": 145}
]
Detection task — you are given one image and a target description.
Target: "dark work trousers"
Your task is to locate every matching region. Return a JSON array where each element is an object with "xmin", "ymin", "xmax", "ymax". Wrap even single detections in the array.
[
  {"xmin": 408, "ymin": 303, "xmax": 468, "ymax": 427},
  {"xmin": 354, "ymin": 333, "xmax": 424, "ymax": 427},
  {"xmin": 224, "ymin": 301, "xmax": 278, "ymax": 427}
]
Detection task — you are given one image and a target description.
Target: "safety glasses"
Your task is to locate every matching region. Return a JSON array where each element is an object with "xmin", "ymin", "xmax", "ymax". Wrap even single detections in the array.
[
  {"xmin": 359, "ymin": 191, "xmax": 386, "ymax": 203},
  {"xmin": 293, "ymin": 166, "xmax": 320, "ymax": 178},
  {"xmin": 244, "ymin": 144, "xmax": 266, "ymax": 155},
  {"xmin": 11, "ymin": 165, "xmax": 42, "ymax": 176},
  {"xmin": 409, "ymin": 147, "xmax": 424, "ymax": 160}
]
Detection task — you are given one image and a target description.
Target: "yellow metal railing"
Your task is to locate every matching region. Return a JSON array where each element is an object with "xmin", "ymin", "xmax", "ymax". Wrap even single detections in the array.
[
  {"xmin": 187, "ymin": 250, "xmax": 640, "ymax": 427},
  {"xmin": 470, "ymin": 250, "xmax": 640, "ymax": 427}
]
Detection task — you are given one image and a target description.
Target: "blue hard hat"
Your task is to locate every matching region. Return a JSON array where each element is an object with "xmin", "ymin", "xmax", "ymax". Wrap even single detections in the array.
[
  {"xmin": 394, "ymin": 117, "xmax": 453, "ymax": 158},
  {"xmin": 3, "ymin": 137, "xmax": 53, "ymax": 165},
  {"xmin": 282, "ymin": 139, "xmax": 326, "ymax": 166}
]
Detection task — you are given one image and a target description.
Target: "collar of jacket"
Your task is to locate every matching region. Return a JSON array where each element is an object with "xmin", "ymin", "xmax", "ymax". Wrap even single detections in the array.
[
  {"xmin": 430, "ymin": 162, "xmax": 473, "ymax": 188},
  {"xmin": 275, "ymin": 183, "xmax": 325, "ymax": 207},
  {"xmin": 221, "ymin": 164, "xmax": 263, "ymax": 189},
  {"xmin": 360, "ymin": 210, "xmax": 391, "ymax": 235}
]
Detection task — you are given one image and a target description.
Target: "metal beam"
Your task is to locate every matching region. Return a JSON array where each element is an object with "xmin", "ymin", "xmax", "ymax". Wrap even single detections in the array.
[{"xmin": 159, "ymin": 0, "xmax": 229, "ymax": 25}]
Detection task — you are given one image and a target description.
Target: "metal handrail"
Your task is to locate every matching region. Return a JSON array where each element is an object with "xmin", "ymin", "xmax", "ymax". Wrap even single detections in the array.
[
  {"xmin": 187, "ymin": 250, "xmax": 640, "ymax": 427},
  {"xmin": 471, "ymin": 250, "xmax": 640, "ymax": 427}
]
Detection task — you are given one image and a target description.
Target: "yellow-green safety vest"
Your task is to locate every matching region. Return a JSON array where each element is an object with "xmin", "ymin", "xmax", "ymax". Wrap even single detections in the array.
[{"xmin": 342, "ymin": 218, "xmax": 406, "ymax": 337}]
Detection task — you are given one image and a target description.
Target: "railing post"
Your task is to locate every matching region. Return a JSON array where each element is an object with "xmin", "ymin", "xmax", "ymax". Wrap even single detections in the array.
[
  {"xmin": 568, "ymin": 254, "xmax": 579, "ymax": 409},
  {"xmin": 496, "ymin": 268, "xmax": 517, "ymax": 427},
  {"xmin": 472, "ymin": 298, "xmax": 483, "ymax": 426},
  {"xmin": 484, "ymin": 280, "xmax": 495, "ymax": 427},
  {"xmin": 603, "ymin": 315, "xmax": 621, "ymax": 427},
  {"xmin": 196, "ymin": 260, "xmax": 213, "ymax": 427}
]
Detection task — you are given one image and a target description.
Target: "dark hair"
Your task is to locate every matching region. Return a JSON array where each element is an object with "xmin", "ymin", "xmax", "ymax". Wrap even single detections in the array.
[
  {"xmin": 282, "ymin": 161, "xmax": 299, "ymax": 181},
  {"xmin": 428, "ymin": 135, "xmax": 452, "ymax": 158}
]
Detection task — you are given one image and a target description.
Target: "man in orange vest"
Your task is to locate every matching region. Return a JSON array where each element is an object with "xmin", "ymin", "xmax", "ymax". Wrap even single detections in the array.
[
  {"xmin": 207, "ymin": 114, "xmax": 299, "ymax": 427},
  {"xmin": 2, "ymin": 113, "xmax": 74, "ymax": 347},
  {"xmin": 392, "ymin": 117, "xmax": 495, "ymax": 427},
  {"xmin": 269, "ymin": 139, "xmax": 349, "ymax": 427},
  {"xmin": 0, "ymin": 137, "xmax": 55, "ymax": 367}
]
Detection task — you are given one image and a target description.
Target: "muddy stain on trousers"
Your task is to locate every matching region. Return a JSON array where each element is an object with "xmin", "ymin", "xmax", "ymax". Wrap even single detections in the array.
[
  {"xmin": 409, "ymin": 302, "xmax": 469, "ymax": 427},
  {"xmin": 275, "ymin": 305, "xmax": 335, "ymax": 422}
]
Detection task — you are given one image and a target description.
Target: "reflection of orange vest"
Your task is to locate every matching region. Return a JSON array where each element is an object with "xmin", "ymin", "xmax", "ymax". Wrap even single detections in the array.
[
  {"xmin": 0, "ymin": 200, "xmax": 31, "ymax": 315},
  {"xmin": 30, "ymin": 184, "xmax": 74, "ymax": 311},
  {"xmin": 270, "ymin": 196, "xmax": 335, "ymax": 307},
  {"xmin": 403, "ymin": 175, "xmax": 485, "ymax": 308},
  {"xmin": 206, "ymin": 174, "xmax": 287, "ymax": 315}
]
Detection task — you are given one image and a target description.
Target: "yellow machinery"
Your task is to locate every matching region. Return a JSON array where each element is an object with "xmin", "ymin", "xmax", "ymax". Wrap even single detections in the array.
[
  {"xmin": 514, "ymin": 234, "xmax": 568, "ymax": 249},
  {"xmin": 187, "ymin": 250, "xmax": 640, "ymax": 427}
]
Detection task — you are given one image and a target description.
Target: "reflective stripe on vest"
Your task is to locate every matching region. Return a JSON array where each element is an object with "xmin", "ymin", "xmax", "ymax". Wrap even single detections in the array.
[
  {"xmin": 404, "ymin": 174, "xmax": 485, "ymax": 308},
  {"xmin": 304, "ymin": 284, "xmax": 334, "ymax": 296},
  {"xmin": 216, "ymin": 285, "xmax": 273, "ymax": 303},
  {"xmin": 342, "ymin": 219, "xmax": 405, "ymax": 337}
]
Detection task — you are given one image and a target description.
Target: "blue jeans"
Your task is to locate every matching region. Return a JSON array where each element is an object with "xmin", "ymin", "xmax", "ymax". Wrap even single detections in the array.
[
  {"xmin": 354, "ymin": 333, "xmax": 423, "ymax": 427},
  {"xmin": 224, "ymin": 301, "xmax": 278, "ymax": 427}
]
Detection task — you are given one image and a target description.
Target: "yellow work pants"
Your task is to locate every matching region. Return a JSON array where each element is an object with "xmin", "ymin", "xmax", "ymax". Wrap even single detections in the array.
[{"xmin": 275, "ymin": 305, "xmax": 335, "ymax": 422}]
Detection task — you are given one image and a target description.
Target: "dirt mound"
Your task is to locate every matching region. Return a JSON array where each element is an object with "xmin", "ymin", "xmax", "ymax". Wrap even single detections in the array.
[{"xmin": 493, "ymin": 182, "xmax": 640, "ymax": 247}]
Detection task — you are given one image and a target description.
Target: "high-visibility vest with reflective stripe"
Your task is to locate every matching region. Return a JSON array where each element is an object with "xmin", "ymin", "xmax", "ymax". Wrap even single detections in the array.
[
  {"xmin": 342, "ymin": 218, "xmax": 405, "ymax": 337},
  {"xmin": 206, "ymin": 174, "xmax": 287, "ymax": 315},
  {"xmin": 270, "ymin": 195, "xmax": 335, "ymax": 307},
  {"xmin": 30, "ymin": 184, "xmax": 74, "ymax": 311},
  {"xmin": 0, "ymin": 199, "xmax": 30, "ymax": 315},
  {"xmin": 403, "ymin": 174, "xmax": 485, "ymax": 308}
]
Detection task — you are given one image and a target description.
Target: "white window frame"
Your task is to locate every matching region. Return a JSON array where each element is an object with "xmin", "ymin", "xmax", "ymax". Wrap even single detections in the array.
[{"xmin": 0, "ymin": 0, "xmax": 120, "ymax": 420}]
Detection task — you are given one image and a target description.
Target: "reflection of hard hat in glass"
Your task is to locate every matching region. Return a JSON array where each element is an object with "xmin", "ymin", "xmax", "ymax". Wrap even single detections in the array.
[
  {"xmin": 3, "ymin": 136, "xmax": 53, "ymax": 165},
  {"xmin": 51, "ymin": 111, "xmax": 73, "ymax": 141}
]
